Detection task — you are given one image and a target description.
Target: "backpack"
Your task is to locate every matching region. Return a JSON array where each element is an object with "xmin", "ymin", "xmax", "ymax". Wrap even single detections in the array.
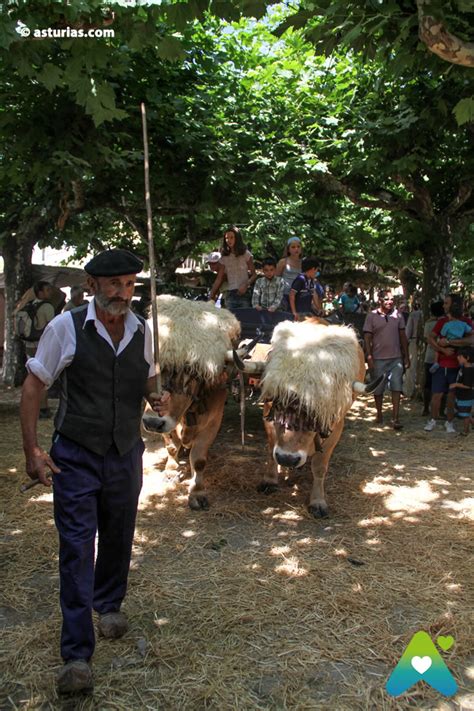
[{"xmin": 15, "ymin": 300, "xmax": 46, "ymax": 342}]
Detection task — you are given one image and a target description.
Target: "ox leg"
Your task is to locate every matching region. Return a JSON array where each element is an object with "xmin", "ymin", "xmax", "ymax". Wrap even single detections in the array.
[
  {"xmin": 257, "ymin": 418, "xmax": 280, "ymax": 495},
  {"xmin": 162, "ymin": 431, "xmax": 183, "ymax": 472},
  {"xmin": 308, "ymin": 420, "xmax": 344, "ymax": 518},
  {"xmin": 188, "ymin": 389, "xmax": 227, "ymax": 511}
]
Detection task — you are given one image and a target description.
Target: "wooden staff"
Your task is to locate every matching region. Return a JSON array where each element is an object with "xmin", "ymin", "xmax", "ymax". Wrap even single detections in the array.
[{"xmin": 141, "ymin": 102, "xmax": 161, "ymax": 394}]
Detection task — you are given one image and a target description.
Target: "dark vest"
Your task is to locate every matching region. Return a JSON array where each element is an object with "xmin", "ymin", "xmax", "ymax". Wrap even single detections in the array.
[{"xmin": 55, "ymin": 306, "xmax": 149, "ymax": 456}]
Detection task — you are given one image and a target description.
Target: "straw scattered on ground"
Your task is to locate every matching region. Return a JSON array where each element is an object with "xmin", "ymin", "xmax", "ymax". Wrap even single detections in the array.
[{"xmin": 0, "ymin": 385, "xmax": 473, "ymax": 710}]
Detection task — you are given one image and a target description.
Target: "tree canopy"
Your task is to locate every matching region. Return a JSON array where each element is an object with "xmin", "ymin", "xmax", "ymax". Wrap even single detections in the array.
[{"xmin": 1, "ymin": 1, "xmax": 473, "ymax": 384}]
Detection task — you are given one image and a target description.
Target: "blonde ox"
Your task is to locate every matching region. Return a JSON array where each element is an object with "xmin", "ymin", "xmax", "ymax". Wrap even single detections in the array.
[
  {"xmin": 258, "ymin": 319, "xmax": 366, "ymax": 517},
  {"xmin": 142, "ymin": 295, "xmax": 240, "ymax": 510}
]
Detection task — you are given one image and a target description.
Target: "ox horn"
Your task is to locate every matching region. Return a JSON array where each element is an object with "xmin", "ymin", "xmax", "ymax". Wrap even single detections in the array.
[
  {"xmin": 225, "ymin": 332, "xmax": 262, "ymax": 363},
  {"xmin": 233, "ymin": 349, "xmax": 266, "ymax": 374},
  {"xmin": 352, "ymin": 372, "xmax": 387, "ymax": 394},
  {"xmin": 226, "ymin": 347, "xmax": 245, "ymax": 362}
]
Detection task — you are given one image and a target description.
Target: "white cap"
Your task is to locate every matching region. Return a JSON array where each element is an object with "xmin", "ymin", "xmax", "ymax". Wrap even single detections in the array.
[{"xmin": 205, "ymin": 251, "xmax": 221, "ymax": 264}]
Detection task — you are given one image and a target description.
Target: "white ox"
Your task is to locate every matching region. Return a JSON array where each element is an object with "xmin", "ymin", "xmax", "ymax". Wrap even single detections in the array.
[
  {"xmin": 235, "ymin": 318, "xmax": 381, "ymax": 517},
  {"xmin": 142, "ymin": 295, "xmax": 240, "ymax": 510}
]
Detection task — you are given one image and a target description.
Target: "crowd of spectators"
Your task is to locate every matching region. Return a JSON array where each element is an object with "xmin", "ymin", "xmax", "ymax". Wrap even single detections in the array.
[{"xmin": 207, "ymin": 227, "xmax": 473, "ymax": 434}]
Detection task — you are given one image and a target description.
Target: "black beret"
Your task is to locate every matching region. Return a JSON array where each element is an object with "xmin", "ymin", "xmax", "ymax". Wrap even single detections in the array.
[{"xmin": 84, "ymin": 249, "xmax": 143, "ymax": 277}]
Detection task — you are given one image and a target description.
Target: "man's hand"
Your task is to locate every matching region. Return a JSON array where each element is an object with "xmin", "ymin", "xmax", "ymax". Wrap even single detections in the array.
[
  {"xmin": 404, "ymin": 356, "xmax": 411, "ymax": 370},
  {"xmin": 25, "ymin": 446, "xmax": 60, "ymax": 487},
  {"xmin": 238, "ymin": 282, "xmax": 248, "ymax": 295},
  {"xmin": 440, "ymin": 346, "xmax": 455, "ymax": 357},
  {"xmin": 148, "ymin": 390, "xmax": 171, "ymax": 416},
  {"xmin": 255, "ymin": 305, "xmax": 263, "ymax": 311},
  {"xmin": 268, "ymin": 307, "xmax": 276, "ymax": 313}
]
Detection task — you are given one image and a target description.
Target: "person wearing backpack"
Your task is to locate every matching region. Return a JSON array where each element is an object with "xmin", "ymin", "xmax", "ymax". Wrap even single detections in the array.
[{"xmin": 16, "ymin": 281, "xmax": 55, "ymax": 418}]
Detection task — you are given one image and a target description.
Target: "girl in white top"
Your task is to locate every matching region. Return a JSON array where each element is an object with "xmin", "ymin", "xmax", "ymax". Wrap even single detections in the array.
[
  {"xmin": 275, "ymin": 237, "xmax": 303, "ymax": 311},
  {"xmin": 210, "ymin": 226, "xmax": 256, "ymax": 312}
]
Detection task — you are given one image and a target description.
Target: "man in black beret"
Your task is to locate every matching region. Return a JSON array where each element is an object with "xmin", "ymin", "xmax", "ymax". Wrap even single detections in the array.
[{"xmin": 20, "ymin": 249, "xmax": 169, "ymax": 694}]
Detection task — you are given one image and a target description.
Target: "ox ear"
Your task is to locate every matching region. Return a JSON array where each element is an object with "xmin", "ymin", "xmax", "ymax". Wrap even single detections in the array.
[
  {"xmin": 352, "ymin": 372, "xmax": 387, "ymax": 394},
  {"xmin": 233, "ymin": 349, "xmax": 266, "ymax": 374}
]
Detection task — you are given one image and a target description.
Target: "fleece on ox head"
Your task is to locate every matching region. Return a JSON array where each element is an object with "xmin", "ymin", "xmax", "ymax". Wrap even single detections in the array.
[
  {"xmin": 149, "ymin": 295, "xmax": 240, "ymax": 383},
  {"xmin": 261, "ymin": 321, "xmax": 361, "ymax": 433}
]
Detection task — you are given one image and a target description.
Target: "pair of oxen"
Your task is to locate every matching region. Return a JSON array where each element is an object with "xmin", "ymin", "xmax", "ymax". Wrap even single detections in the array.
[{"xmin": 143, "ymin": 296, "xmax": 379, "ymax": 518}]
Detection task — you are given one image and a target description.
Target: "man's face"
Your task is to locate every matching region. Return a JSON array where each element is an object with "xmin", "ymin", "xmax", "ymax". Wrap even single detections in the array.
[
  {"xmin": 90, "ymin": 274, "xmax": 136, "ymax": 315},
  {"xmin": 39, "ymin": 285, "xmax": 53, "ymax": 301},
  {"xmin": 72, "ymin": 290, "xmax": 84, "ymax": 305},
  {"xmin": 380, "ymin": 293, "xmax": 394, "ymax": 313},
  {"xmin": 263, "ymin": 265, "xmax": 276, "ymax": 280}
]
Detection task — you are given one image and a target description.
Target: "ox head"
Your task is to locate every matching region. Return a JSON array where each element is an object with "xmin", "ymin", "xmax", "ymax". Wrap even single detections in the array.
[
  {"xmin": 272, "ymin": 421, "xmax": 316, "ymax": 469},
  {"xmin": 264, "ymin": 399, "xmax": 333, "ymax": 469},
  {"xmin": 143, "ymin": 388, "xmax": 198, "ymax": 435},
  {"xmin": 235, "ymin": 348, "xmax": 386, "ymax": 469},
  {"xmin": 142, "ymin": 342, "xmax": 255, "ymax": 436},
  {"xmin": 142, "ymin": 369, "xmax": 214, "ymax": 438}
]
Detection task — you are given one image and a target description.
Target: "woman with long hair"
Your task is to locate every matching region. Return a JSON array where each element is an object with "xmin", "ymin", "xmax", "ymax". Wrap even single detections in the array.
[{"xmin": 209, "ymin": 226, "xmax": 256, "ymax": 312}]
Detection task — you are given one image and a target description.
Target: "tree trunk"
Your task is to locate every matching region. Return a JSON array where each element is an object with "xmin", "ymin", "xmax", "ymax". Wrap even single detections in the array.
[
  {"xmin": 420, "ymin": 238, "xmax": 452, "ymax": 317},
  {"xmin": 1, "ymin": 232, "xmax": 35, "ymax": 386}
]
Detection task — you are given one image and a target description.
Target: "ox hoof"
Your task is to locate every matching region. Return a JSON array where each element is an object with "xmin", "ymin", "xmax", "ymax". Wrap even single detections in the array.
[
  {"xmin": 257, "ymin": 482, "xmax": 278, "ymax": 495},
  {"xmin": 189, "ymin": 495, "xmax": 210, "ymax": 511},
  {"xmin": 308, "ymin": 503, "xmax": 329, "ymax": 518}
]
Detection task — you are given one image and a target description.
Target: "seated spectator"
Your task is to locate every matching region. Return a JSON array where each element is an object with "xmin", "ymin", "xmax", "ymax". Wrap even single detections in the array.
[
  {"xmin": 323, "ymin": 289, "xmax": 338, "ymax": 314},
  {"xmin": 338, "ymin": 282, "xmax": 360, "ymax": 313},
  {"xmin": 275, "ymin": 237, "xmax": 303, "ymax": 312},
  {"xmin": 209, "ymin": 226, "xmax": 256, "ymax": 312},
  {"xmin": 288, "ymin": 257, "xmax": 324, "ymax": 320},
  {"xmin": 251, "ymin": 257, "xmax": 285, "ymax": 312}
]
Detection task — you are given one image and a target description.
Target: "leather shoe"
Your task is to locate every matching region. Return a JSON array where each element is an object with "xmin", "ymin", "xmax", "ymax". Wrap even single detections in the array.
[
  {"xmin": 98, "ymin": 611, "xmax": 128, "ymax": 639},
  {"xmin": 56, "ymin": 659, "xmax": 93, "ymax": 695}
]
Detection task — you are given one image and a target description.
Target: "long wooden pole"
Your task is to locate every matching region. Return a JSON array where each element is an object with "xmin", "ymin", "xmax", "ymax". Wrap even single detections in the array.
[{"xmin": 141, "ymin": 102, "xmax": 161, "ymax": 394}]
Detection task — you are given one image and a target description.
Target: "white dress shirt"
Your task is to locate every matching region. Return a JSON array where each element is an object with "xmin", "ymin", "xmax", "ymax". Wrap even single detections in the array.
[{"xmin": 27, "ymin": 299, "xmax": 156, "ymax": 387}]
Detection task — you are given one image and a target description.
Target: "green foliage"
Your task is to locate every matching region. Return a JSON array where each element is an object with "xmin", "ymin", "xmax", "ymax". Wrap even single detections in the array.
[
  {"xmin": 0, "ymin": 1, "xmax": 472, "ymax": 299},
  {"xmin": 453, "ymin": 97, "xmax": 474, "ymax": 125},
  {"xmin": 275, "ymin": 0, "xmax": 474, "ymax": 125}
]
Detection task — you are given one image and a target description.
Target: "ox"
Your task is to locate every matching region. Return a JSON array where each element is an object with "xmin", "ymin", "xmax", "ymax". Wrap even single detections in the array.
[
  {"xmin": 142, "ymin": 295, "xmax": 241, "ymax": 510},
  {"xmin": 235, "ymin": 318, "xmax": 382, "ymax": 517}
]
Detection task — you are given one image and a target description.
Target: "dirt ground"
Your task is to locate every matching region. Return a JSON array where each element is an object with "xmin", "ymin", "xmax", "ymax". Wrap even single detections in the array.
[{"xmin": 0, "ymin": 386, "xmax": 473, "ymax": 711}]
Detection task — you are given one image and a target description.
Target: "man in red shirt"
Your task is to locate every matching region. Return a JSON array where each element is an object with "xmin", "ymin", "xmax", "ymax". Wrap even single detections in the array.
[{"xmin": 424, "ymin": 294, "xmax": 473, "ymax": 433}]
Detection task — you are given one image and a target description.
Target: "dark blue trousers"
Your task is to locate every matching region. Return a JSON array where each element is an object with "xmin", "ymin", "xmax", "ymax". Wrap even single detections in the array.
[{"xmin": 51, "ymin": 433, "xmax": 144, "ymax": 662}]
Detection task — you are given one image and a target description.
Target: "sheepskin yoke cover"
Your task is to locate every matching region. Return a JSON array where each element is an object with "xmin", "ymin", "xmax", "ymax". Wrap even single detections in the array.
[
  {"xmin": 261, "ymin": 320, "xmax": 361, "ymax": 434},
  {"xmin": 150, "ymin": 295, "xmax": 241, "ymax": 385}
]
